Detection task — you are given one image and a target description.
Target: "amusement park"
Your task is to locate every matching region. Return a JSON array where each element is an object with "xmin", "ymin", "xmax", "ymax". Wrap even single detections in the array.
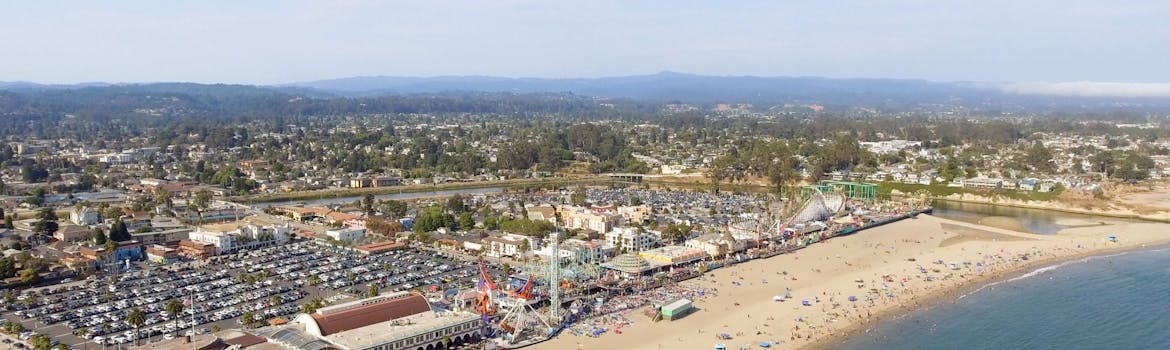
[{"xmin": 436, "ymin": 181, "xmax": 931, "ymax": 349}]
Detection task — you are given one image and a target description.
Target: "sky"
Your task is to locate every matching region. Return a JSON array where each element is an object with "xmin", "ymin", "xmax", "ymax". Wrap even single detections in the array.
[{"xmin": 1, "ymin": 0, "xmax": 1169, "ymax": 87}]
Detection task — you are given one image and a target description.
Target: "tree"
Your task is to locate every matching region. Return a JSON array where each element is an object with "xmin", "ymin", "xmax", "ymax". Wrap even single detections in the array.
[
  {"xmin": 271, "ymin": 295, "xmax": 283, "ymax": 308},
  {"xmin": 445, "ymin": 195, "xmax": 466, "ymax": 214},
  {"xmin": 19, "ymin": 268, "xmax": 40, "ymax": 285},
  {"xmin": 517, "ymin": 239, "xmax": 530, "ymax": 262},
  {"xmin": 0, "ymin": 257, "xmax": 15, "ymax": 279},
  {"xmin": 154, "ymin": 187, "xmax": 173, "ymax": 209},
  {"xmin": 191, "ymin": 190, "xmax": 213, "ymax": 223},
  {"xmin": 32, "ymin": 207, "xmax": 59, "ymax": 237},
  {"xmin": 108, "ymin": 219, "xmax": 131, "ymax": 242},
  {"xmin": 570, "ymin": 186, "xmax": 587, "ymax": 206},
  {"xmin": 241, "ymin": 311, "xmax": 255, "ymax": 328},
  {"xmin": 662, "ymin": 224, "xmax": 686, "ymax": 244},
  {"xmin": 104, "ymin": 238, "xmax": 117, "ymax": 252},
  {"xmin": 29, "ymin": 334, "xmax": 50, "ymax": 350},
  {"xmin": 165, "ymin": 299, "xmax": 184, "ymax": 319},
  {"xmin": 483, "ymin": 215, "xmax": 500, "ymax": 230},
  {"xmin": 361, "ymin": 194, "xmax": 376, "ymax": 217},
  {"xmin": 378, "ymin": 199, "xmax": 409, "ymax": 219},
  {"xmin": 367, "ymin": 284, "xmax": 379, "ymax": 298},
  {"xmin": 458, "ymin": 212, "xmax": 475, "ymax": 230},
  {"xmin": 127, "ymin": 307, "xmax": 145, "ymax": 346},
  {"xmin": 93, "ymin": 228, "xmax": 108, "ymax": 245}
]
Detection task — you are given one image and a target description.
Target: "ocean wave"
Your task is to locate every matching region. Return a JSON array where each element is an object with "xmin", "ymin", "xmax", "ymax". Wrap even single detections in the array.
[{"xmin": 956, "ymin": 249, "xmax": 1145, "ymax": 300}]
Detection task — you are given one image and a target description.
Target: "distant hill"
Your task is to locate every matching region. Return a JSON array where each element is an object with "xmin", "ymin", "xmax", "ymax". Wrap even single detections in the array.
[
  {"xmin": 5, "ymin": 73, "xmax": 1170, "ymax": 112},
  {"xmin": 287, "ymin": 71, "xmax": 982, "ymax": 102}
]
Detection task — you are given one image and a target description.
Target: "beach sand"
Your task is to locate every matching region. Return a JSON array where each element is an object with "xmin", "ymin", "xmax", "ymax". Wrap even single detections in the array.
[{"xmin": 534, "ymin": 214, "xmax": 1170, "ymax": 350}]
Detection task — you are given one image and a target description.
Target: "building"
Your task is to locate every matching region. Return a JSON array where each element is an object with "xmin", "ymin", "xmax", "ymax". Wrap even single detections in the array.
[
  {"xmin": 349, "ymin": 176, "xmax": 401, "ymax": 188},
  {"xmin": 961, "ymin": 177, "xmax": 1002, "ymax": 189},
  {"xmin": 354, "ymin": 242, "xmax": 406, "ymax": 255},
  {"xmin": 53, "ymin": 225, "xmax": 92, "ymax": 243},
  {"xmin": 525, "ymin": 205, "xmax": 557, "ymax": 224},
  {"xmin": 533, "ymin": 238, "xmax": 611, "ymax": 264},
  {"xmin": 600, "ymin": 253, "xmax": 658, "ymax": 277},
  {"xmin": 605, "ymin": 227, "xmax": 661, "ymax": 253},
  {"xmin": 178, "ymin": 239, "xmax": 216, "ymax": 259},
  {"xmin": 560, "ymin": 206, "xmax": 617, "ymax": 233},
  {"xmin": 638, "ymin": 245, "xmax": 707, "ymax": 266},
  {"xmin": 616, "ymin": 205, "xmax": 651, "ymax": 224},
  {"xmin": 81, "ymin": 241, "xmax": 144, "ymax": 265},
  {"xmin": 188, "ymin": 224, "xmax": 291, "ymax": 255},
  {"xmin": 325, "ymin": 228, "xmax": 367, "ymax": 242},
  {"xmin": 145, "ymin": 245, "xmax": 179, "ymax": 264},
  {"xmin": 482, "ymin": 234, "xmax": 528, "ymax": 258},
  {"xmin": 131, "ymin": 227, "xmax": 193, "ymax": 246},
  {"xmin": 263, "ymin": 291, "xmax": 481, "ymax": 350},
  {"xmin": 69, "ymin": 207, "xmax": 101, "ymax": 226}
]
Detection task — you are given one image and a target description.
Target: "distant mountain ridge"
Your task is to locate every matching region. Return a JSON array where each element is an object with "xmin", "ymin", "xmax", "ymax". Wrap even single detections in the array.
[
  {"xmin": 285, "ymin": 71, "xmax": 981, "ymax": 101},
  {"xmin": 4, "ymin": 72, "xmax": 1169, "ymax": 108}
]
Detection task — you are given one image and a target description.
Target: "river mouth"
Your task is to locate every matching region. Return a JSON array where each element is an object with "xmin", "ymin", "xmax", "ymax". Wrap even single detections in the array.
[{"xmin": 930, "ymin": 200, "xmax": 1133, "ymax": 234}]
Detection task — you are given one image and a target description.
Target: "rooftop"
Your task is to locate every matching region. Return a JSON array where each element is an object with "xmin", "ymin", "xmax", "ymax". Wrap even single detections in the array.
[
  {"xmin": 307, "ymin": 291, "xmax": 431, "ymax": 336},
  {"xmin": 324, "ymin": 310, "xmax": 479, "ymax": 350}
]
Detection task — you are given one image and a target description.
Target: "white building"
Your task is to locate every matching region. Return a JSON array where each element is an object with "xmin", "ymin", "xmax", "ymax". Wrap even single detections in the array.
[
  {"xmin": 605, "ymin": 227, "xmax": 661, "ymax": 253},
  {"xmin": 325, "ymin": 227, "xmax": 366, "ymax": 242},
  {"xmin": 533, "ymin": 238, "xmax": 611, "ymax": 264},
  {"xmin": 69, "ymin": 207, "xmax": 101, "ymax": 226},
  {"xmin": 188, "ymin": 224, "xmax": 291, "ymax": 255}
]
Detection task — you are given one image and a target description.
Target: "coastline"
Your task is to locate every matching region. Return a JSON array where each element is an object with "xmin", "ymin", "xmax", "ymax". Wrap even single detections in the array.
[
  {"xmin": 925, "ymin": 196, "xmax": 1170, "ymax": 223},
  {"xmin": 802, "ymin": 238, "xmax": 1170, "ymax": 350},
  {"xmin": 536, "ymin": 214, "xmax": 1170, "ymax": 350}
]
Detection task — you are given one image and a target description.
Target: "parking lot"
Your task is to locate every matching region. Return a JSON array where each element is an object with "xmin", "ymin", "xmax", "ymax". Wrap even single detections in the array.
[{"xmin": 2, "ymin": 240, "xmax": 499, "ymax": 349}]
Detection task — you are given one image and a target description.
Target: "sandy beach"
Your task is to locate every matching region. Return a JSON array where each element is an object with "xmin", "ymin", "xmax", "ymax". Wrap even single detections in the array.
[{"xmin": 535, "ymin": 214, "xmax": 1170, "ymax": 350}]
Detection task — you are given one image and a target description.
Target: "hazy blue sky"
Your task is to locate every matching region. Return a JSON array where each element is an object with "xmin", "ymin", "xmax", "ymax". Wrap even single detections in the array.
[{"xmin": 2, "ymin": 0, "xmax": 1168, "ymax": 84}]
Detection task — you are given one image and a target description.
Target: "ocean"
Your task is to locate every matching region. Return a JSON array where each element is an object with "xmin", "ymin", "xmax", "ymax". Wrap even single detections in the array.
[{"xmin": 834, "ymin": 246, "xmax": 1170, "ymax": 350}]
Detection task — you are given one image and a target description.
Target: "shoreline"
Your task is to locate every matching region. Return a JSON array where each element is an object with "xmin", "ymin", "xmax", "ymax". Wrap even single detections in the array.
[
  {"xmin": 926, "ymin": 196, "xmax": 1170, "ymax": 224},
  {"xmin": 802, "ymin": 238, "xmax": 1170, "ymax": 350},
  {"xmin": 537, "ymin": 214, "xmax": 1170, "ymax": 350}
]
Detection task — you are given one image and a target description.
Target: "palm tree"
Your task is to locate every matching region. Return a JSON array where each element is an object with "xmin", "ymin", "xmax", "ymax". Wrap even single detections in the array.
[
  {"xmin": 77, "ymin": 328, "xmax": 90, "ymax": 350},
  {"xmin": 241, "ymin": 311, "xmax": 255, "ymax": 329},
  {"xmin": 366, "ymin": 284, "xmax": 379, "ymax": 298},
  {"xmin": 308, "ymin": 274, "xmax": 321, "ymax": 299},
  {"xmin": 126, "ymin": 308, "xmax": 145, "ymax": 346},
  {"xmin": 270, "ymin": 295, "xmax": 283, "ymax": 319},
  {"xmin": 165, "ymin": 299, "xmax": 183, "ymax": 319}
]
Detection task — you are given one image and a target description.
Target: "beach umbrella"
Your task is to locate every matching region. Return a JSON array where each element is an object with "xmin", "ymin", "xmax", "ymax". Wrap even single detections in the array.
[{"xmin": 848, "ymin": 295, "xmax": 857, "ymax": 302}]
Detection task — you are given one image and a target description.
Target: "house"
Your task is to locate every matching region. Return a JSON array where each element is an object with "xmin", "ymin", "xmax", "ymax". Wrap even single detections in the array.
[{"xmin": 1019, "ymin": 178, "xmax": 1040, "ymax": 191}]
